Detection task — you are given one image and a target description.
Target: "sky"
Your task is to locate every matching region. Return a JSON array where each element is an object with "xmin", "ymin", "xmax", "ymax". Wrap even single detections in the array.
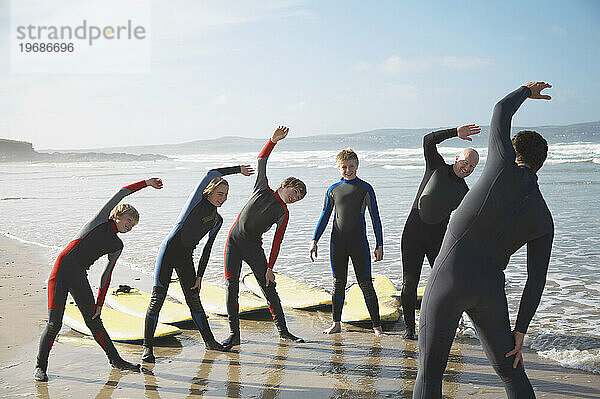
[{"xmin": 0, "ymin": 0, "xmax": 599, "ymax": 150}]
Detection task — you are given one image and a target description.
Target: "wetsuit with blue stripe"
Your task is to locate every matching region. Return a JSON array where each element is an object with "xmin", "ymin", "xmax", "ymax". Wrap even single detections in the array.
[
  {"xmin": 401, "ymin": 128, "xmax": 469, "ymax": 335},
  {"xmin": 224, "ymin": 139, "xmax": 293, "ymax": 341},
  {"xmin": 36, "ymin": 180, "xmax": 148, "ymax": 373},
  {"xmin": 413, "ymin": 86, "xmax": 554, "ymax": 399},
  {"xmin": 312, "ymin": 177, "xmax": 384, "ymax": 327},
  {"xmin": 143, "ymin": 166, "xmax": 241, "ymax": 353}
]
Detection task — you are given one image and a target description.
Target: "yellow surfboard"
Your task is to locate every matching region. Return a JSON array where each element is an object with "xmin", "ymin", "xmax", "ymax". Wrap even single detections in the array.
[
  {"xmin": 104, "ymin": 286, "xmax": 192, "ymax": 325},
  {"xmin": 242, "ymin": 272, "xmax": 332, "ymax": 309},
  {"xmin": 390, "ymin": 286, "xmax": 426, "ymax": 302},
  {"xmin": 168, "ymin": 280, "xmax": 268, "ymax": 317},
  {"xmin": 341, "ymin": 274, "xmax": 400, "ymax": 324},
  {"xmin": 62, "ymin": 301, "xmax": 181, "ymax": 343}
]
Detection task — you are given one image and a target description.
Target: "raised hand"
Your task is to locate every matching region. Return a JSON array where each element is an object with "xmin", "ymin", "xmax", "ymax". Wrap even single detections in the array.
[
  {"xmin": 240, "ymin": 164, "xmax": 255, "ymax": 176},
  {"xmin": 271, "ymin": 126, "xmax": 289, "ymax": 143},
  {"xmin": 146, "ymin": 177, "xmax": 163, "ymax": 189},
  {"xmin": 457, "ymin": 124, "xmax": 481, "ymax": 142},
  {"xmin": 523, "ymin": 81, "xmax": 552, "ymax": 100}
]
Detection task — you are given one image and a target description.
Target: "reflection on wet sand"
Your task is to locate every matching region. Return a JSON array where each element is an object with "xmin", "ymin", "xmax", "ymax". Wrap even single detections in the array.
[{"xmin": 10, "ymin": 309, "xmax": 600, "ymax": 399}]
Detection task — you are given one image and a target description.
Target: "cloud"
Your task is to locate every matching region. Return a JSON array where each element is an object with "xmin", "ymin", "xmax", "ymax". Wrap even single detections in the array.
[
  {"xmin": 377, "ymin": 56, "xmax": 431, "ymax": 74},
  {"xmin": 286, "ymin": 100, "xmax": 306, "ymax": 110},
  {"xmin": 548, "ymin": 25, "xmax": 567, "ymax": 37},
  {"xmin": 376, "ymin": 55, "xmax": 492, "ymax": 74},
  {"xmin": 213, "ymin": 93, "xmax": 228, "ymax": 105}
]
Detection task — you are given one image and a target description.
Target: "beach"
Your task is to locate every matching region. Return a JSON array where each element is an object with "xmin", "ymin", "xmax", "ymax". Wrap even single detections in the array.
[{"xmin": 1, "ymin": 235, "xmax": 599, "ymax": 398}]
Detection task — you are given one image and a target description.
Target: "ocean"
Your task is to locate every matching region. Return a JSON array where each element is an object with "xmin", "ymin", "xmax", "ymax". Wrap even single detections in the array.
[{"xmin": 1, "ymin": 140, "xmax": 599, "ymax": 374}]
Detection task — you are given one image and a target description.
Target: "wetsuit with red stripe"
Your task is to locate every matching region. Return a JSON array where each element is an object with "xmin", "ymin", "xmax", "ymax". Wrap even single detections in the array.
[
  {"xmin": 36, "ymin": 180, "xmax": 147, "ymax": 372},
  {"xmin": 224, "ymin": 139, "xmax": 290, "ymax": 338}
]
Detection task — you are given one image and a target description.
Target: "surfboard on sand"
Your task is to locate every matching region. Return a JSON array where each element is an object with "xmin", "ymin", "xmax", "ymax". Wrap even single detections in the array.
[
  {"xmin": 168, "ymin": 280, "xmax": 268, "ymax": 317},
  {"xmin": 242, "ymin": 272, "xmax": 331, "ymax": 310},
  {"xmin": 62, "ymin": 301, "xmax": 181, "ymax": 343},
  {"xmin": 104, "ymin": 286, "xmax": 192, "ymax": 325},
  {"xmin": 390, "ymin": 286, "xmax": 426, "ymax": 302},
  {"xmin": 341, "ymin": 274, "xmax": 400, "ymax": 324}
]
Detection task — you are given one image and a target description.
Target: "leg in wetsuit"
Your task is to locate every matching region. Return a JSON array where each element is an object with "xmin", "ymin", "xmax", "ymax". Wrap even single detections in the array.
[
  {"xmin": 330, "ymin": 226, "xmax": 381, "ymax": 328},
  {"xmin": 400, "ymin": 208, "xmax": 446, "ymax": 339},
  {"xmin": 223, "ymin": 225, "xmax": 301, "ymax": 346},
  {"xmin": 143, "ymin": 240, "xmax": 227, "ymax": 362},
  {"xmin": 36, "ymin": 257, "xmax": 138, "ymax": 380}
]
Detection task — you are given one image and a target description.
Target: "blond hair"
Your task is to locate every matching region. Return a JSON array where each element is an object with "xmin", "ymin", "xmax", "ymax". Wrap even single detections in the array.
[
  {"xmin": 336, "ymin": 148, "xmax": 359, "ymax": 167},
  {"xmin": 203, "ymin": 177, "xmax": 229, "ymax": 198},
  {"xmin": 109, "ymin": 204, "xmax": 140, "ymax": 224},
  {"xmin": 278, "ymin": 177, "xmax": 307, "ymax": 199}
]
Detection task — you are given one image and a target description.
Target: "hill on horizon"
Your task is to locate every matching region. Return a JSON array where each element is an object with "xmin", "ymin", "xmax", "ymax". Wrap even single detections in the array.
[{"xmin": 40, "ymin": 120, "xmax": 600, "ymax": 156}]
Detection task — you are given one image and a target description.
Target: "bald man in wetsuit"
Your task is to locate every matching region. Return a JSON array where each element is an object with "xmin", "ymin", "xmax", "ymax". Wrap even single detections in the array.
[
  {"xmin": 413, "ymin": 82, "xmax": 554, "ymax": 399},
  {"xmin": 400, "ymin": 124, "xmax": 480, "ymax": 339}
]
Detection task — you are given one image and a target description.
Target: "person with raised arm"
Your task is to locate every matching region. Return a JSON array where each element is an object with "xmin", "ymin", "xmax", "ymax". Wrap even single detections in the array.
[
  {"xmin": 413, "ymin": 82, "xmax": 554, "ymax": 398},
  {"xmin": 34, "ymin": 177, "xmax": 163, "ymax": 382},
  {"xmin": 222, "ymin": 126, "xmax": 307, "ymax": 347},
  {"xmin": 142, "ymin": 165, "xmax": 254, "ymax": 362},
  {"xmin": 400, "ymin": 124, "xmax": 480, "ymax": 340}
]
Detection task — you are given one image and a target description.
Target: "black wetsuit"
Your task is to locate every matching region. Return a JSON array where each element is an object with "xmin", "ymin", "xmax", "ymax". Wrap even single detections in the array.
[
  {"xmin": 312, "ymin": 177, "xmax": 384, "ymax": 327},
  {"xmin": 36, "ymin": 180, "xmax": 148, "ymax": 372},
  {"xmin": 143, "ymin": 167, "xmax": 241, "ymax": 351},
  {"xmin": 413, "ymin": 86, "xmax": 554, "ymax": 399},
  {"xmin": 224, "ymin": 139, "xmax": 292, "ymax": 339},
  {"xmin": 401, "ymin": 129, "xmax": 469, "ymax": 333}
]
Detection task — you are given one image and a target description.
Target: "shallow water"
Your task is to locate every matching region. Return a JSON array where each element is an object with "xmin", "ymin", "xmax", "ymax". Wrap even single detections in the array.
[{"xmin": 1, "ymin": 142, "xmax": 599, "ymax": 373}]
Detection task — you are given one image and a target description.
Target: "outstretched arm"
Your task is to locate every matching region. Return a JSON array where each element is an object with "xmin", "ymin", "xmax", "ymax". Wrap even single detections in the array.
[
  {"xmin": 488, "ymin": 82, "xmax": 551, "ymax": 169},
  {"xmin": 176, "ymin": 166, "xmax": 252, "ymax": 226},
  {"xmin": 423, "ymin": 128, "xmax": 458, "ymax": 169},
  {"xmin": 79, "ymin": 178, "xmax": 162, "ymax": 238},
  {"xmin": 254, "ymin": 126, "xmax": 289, "ymax": 192}
]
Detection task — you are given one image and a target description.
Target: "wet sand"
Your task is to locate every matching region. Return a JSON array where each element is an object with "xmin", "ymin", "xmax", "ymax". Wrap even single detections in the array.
[{"xmin": 1, "ymin": 235, "xmax": 599, "ymax": 398}]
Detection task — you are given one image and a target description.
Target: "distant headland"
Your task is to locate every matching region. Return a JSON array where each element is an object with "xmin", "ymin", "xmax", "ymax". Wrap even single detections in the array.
[{"xmin": 0, "ymin": 138, "xmax": 169, "ymax": 163}]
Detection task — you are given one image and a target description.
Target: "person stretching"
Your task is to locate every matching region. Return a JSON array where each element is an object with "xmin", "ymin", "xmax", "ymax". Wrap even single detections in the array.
[
  {"xmin": 310, "ymin": 149, "xmax": 385, "ymax": 336},
  {"xmin": 223, "ymin": 126, "xmax": 307, "ymax": 347},
  {"xmin": 34, "ymin": 177, "xmax": 163, "ymax": 382},
  {"xmin": 401, "ymin": 124, "xmax": 480, "ymax": 339},
  {"xmin": 142, "ymin": 165, "xmax": 253, "ymax": 362},
  {"xmin": 413, "ymin": 82, "xmax": 554, "ymax": 398}
]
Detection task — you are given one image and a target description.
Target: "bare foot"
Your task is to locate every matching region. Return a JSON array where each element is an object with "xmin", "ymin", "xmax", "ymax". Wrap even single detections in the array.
[
  {"xmin": 322, "ymin": 322, "xmax": 341, "ymax": 334},
  {"xmin": 373, "ymin": 326, "xmax": 383, "ymax": 336}
]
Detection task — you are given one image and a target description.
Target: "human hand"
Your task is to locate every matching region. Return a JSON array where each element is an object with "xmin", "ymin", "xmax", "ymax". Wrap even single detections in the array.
[
  {"xmin": 265, "ymin": 268, "xmax": 276, "ymax": 286},
  {"xmin": 523, "ymin": 82, "xmax": 552, "ymax": 100},
  {"xmin": 271, "ymin": 126, "xmax": 289, "ymax": 143},
  {"xmin": 190, "ymin": 276, "xmax": 202, "ymax": 291},
  {"xmin": 374, "ymin": 246, "xmax": 383, "ymax": 261},
  {"xmin": 146, "ymin": 177, "xmax": 163, "ymax": 189},
  {"xmin": 240, "ymin": 165, "xmax": 255, "ymax": 176},
  {"xmin": 309, "ymin": 241, "xmax": 318, "ymax": 262},
  {"xmin": 457, "ymin": 124, "xmax": 481, "ymax": 141},
  {"xmin": 92, "ymin": 305, "xmax": 102, "ymax": 319},
  {"xmin": 505, "ymin": 330, "xmax": 526, "ymax": 369}
]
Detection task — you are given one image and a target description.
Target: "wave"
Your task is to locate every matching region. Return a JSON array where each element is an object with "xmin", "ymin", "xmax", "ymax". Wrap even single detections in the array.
[
  {"xmin": 382, "ymin": 165, "xmax": 424, "ymax": 170},
  {"xmin": 528, "ymin": 333, "xmax": 600, "ymax": 374},
  {"xmin": 0, "ymin": 231, "xmax": 61, "ymax": 251}
]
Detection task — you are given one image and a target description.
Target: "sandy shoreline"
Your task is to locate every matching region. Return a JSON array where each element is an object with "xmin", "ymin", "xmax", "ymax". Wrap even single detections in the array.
[{"xmin": 1, "ymin": 234, "xmax": 599, "ymax": 398}]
